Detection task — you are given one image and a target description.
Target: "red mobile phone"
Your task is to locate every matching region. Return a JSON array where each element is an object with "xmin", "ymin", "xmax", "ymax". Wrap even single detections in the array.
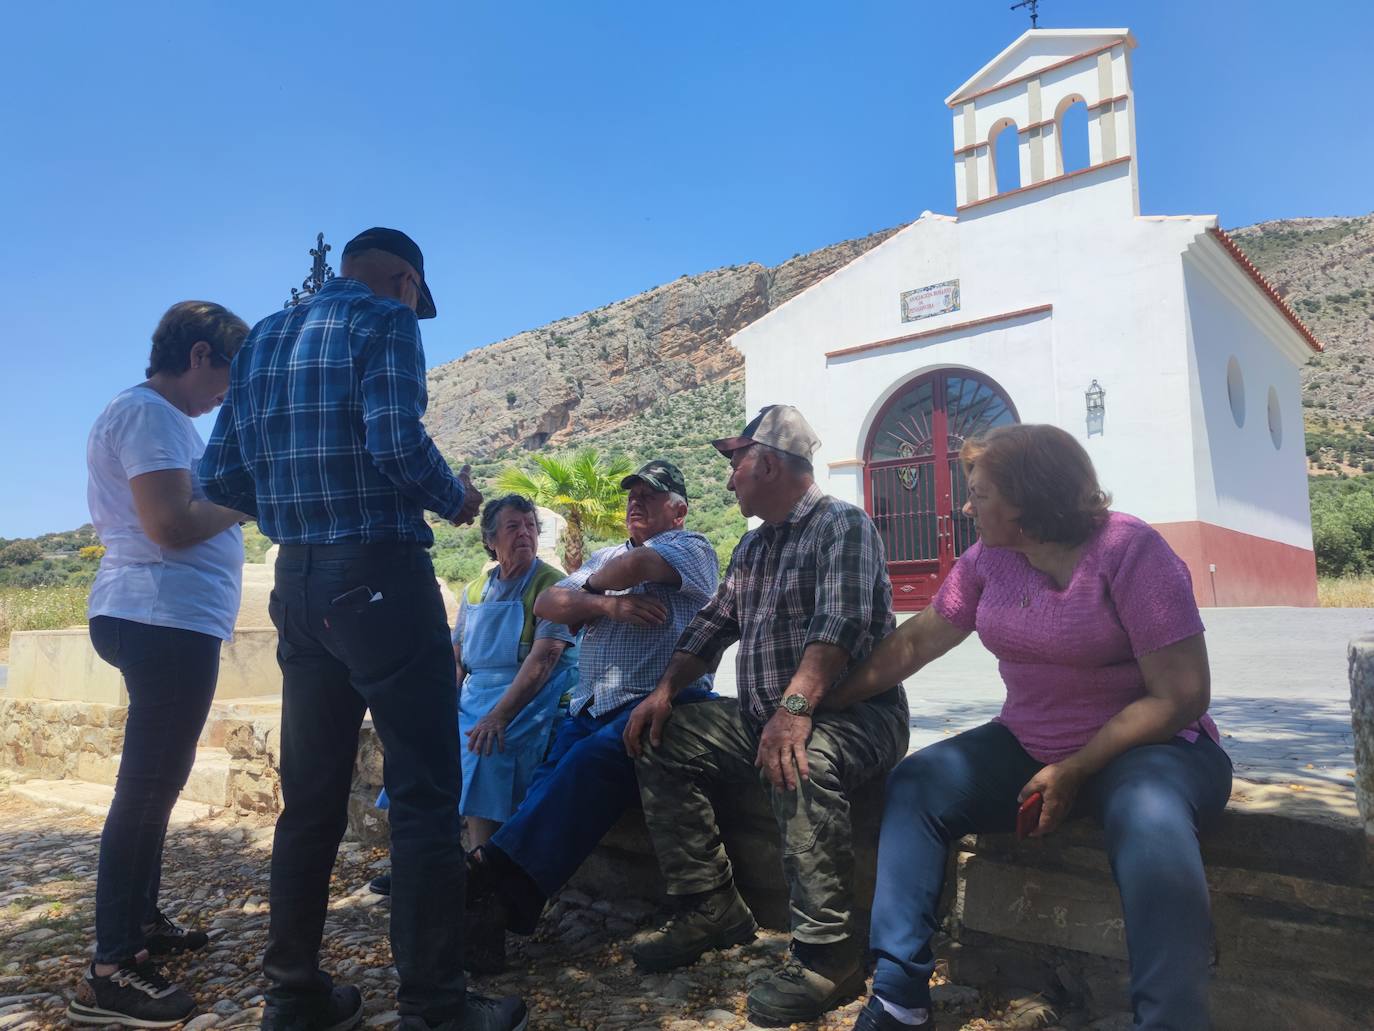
[{"xmin": 1016, "ymin": 792, "xmax": 1044, "ymax": 840}]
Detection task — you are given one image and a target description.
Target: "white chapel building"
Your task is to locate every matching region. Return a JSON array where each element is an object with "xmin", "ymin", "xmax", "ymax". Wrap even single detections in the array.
[{"xmin": 732, "ymin": 28, "xmax": 1322, "ymax": 610}]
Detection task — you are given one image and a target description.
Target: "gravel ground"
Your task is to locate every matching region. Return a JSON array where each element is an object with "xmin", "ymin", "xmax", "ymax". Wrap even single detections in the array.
[{"xmin": 0, "ymin": 785, "xmax": 1111, "ymax": 1031}]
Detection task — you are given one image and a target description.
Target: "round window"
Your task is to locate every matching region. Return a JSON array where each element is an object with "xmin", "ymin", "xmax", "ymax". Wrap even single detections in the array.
[
  {"xmin": 1226, "ymin": 357, "xmax": 1245, "ymax": 427},
  {"xmin": 1267, "ymin": 386, "xmax": 1283, "ymax": 450}
]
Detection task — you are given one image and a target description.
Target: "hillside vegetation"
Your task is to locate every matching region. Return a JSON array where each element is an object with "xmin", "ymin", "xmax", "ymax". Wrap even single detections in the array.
[
  {"xmin": 427, "ymin": 381, "xmax": 748, "ymax": 587},
  {"xmin": 8, "ymin": 213, "xmax": 1374, "ymax": 626},
  {"xmin": 1231, "ymin": 215, "xmax": 1374, "ymax": 417}
]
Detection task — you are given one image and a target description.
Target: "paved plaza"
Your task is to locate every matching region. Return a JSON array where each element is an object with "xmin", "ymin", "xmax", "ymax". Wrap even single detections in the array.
[{"xmin": 715, "ymin": 607, "xmax": 1372, "ymax": 789}]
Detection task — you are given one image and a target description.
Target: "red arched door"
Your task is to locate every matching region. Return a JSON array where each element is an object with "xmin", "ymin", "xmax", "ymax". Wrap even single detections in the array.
[{"xmin": 863, "ymin": 369, "xmax": 1018, "ymax": 611}]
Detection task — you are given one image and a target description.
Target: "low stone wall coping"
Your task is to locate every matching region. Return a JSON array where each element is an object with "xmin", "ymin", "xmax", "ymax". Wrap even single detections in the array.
[{"xmin": 1349, "ymin": 633, "xmax": 1374, "ymax": 838}]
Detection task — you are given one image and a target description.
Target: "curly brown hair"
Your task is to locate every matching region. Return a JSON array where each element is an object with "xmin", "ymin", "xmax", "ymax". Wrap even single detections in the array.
[
  {"xmin": 146, "ymin": 301, "xmax": 250, "ymax": 378},
  {"xmin": 959, "ymin": 424, "xmax": 1111, "ymax": 546}
]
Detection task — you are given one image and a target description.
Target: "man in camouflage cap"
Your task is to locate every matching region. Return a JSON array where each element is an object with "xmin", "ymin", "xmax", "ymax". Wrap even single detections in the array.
[{"xmin": 461, "ymin": 459, "xmax": 721, "ymax": 971}]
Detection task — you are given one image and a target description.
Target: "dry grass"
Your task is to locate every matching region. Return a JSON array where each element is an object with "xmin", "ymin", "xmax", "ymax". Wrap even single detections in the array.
[
  {"xmin": 1317, "ymin": 575, "xmax": 1374, "ymax": 608},
  {"xmin": 0, "ymin": 584, "xmax": 89, "ymax": 659}
]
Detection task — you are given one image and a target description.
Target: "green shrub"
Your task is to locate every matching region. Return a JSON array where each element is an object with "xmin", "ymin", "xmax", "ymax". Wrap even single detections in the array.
[{"xmin": 1310, "ymin": 474, "xmax": 1374, "ymax": 576}]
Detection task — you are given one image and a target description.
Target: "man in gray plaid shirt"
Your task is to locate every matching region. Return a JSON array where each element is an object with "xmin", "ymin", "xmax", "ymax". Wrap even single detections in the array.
[{"xmin": 625, "ymin": 405, "xmax": 909, "ymax": 1026}]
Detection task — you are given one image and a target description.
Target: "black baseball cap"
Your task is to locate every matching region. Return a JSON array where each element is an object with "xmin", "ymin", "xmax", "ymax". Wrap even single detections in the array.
[
  {"xmin": 620, "ymin": 459, "xmax": 687, "ymax": 498},
  {"xmin": 342, "ymin": 227, "xmax": 437, "ymax": 319}
]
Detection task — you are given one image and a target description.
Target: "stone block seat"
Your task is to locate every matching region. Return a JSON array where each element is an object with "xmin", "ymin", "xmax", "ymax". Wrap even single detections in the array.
[{"xmin": 564, "ymin": 774, "xmax": 1373, "ymax": 1031}]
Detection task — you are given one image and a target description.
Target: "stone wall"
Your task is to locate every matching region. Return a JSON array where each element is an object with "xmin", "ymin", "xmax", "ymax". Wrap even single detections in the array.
[
  {"xmin": 216, "ymin": 712, "xmax": 281, "ymax": 813},
  {"xmin": 210, "ymin": 715, "xmax": 386, "ymax": 829},
  {"xmin": 6, "ymin": 627, "xmax": 283, "ymax": 706},
  {"xmin": 1349, "ymin": 634, "xmax": 1374, "ymax": 838},
  {"xmin": 947, "ymin": 784, "xmax": 1372, "ymax": 1031},
  {"xmin": 571, "ymin": 775, "xmax": 1374, "ymax": 1031},
  {"xmin": 0, "ymin": 698, "xmax": 127, "ymax": 780}
]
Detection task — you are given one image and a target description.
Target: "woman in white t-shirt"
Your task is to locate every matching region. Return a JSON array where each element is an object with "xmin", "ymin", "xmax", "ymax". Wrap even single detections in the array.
[{"xmin": 69, "ymin": 301, "xmax": 251, "ymax": 1030}]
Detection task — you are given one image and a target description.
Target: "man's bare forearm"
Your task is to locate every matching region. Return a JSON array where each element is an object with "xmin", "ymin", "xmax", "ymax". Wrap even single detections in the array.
[
  {"xmin": 824, "ymin": 607, "xmax": 969, "ymax": 711},
  {"xmin": 490, "ymin": 640, "xmax": 567, "ymax": 722},
  {"xmin": 586, "ymin": 547, "xmax": 680, "ymax": 592},
  {"xmin": 782, "ymin": 642, "xmax": 851, "ymax": 709},
  {"xmin": 656, "ymin": 649, "xmax": 709, "ymax": 699},
  {"xmin": 533, "ymin": 586, "xmax": 609, "ymax": 626}
]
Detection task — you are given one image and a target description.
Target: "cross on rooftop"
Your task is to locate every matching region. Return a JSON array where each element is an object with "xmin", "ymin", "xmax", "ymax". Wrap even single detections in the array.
[
  {"xmin": 1010, "ymin": 0, "xmax": 1042, "ymax": 28},
  {"xmin": 285, "ymin": 232, "xmax": 334, "ymax": 308}
]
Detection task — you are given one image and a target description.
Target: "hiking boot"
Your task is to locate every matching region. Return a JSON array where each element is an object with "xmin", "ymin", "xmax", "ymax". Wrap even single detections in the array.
[
  {"xmin": 630, "ymin": 883, "xmax": 758, "ymax": 972},
  {"xmin": 143, "ymin": 910, "xmax": 210, "ymax": 957},
  {"xmin": 395, "ymin": 990, "xmax": 528, "ymax": 1030},
  {"xmin": 853, "ymin": 995, "xmax": 936, "ymax": 1030},
  {"xmin": 464, "ymin": 891, "xmax": 508, "ymax": 975},
  {"xmin": 260, "ymin": 985, "xmax": 363, "ymax": 1031},
  {"xmin": 367, "ymin": 872, "xmax": 392, "ymax": 897},
  {"xmin": 746, "ymin": 944, "xmax": 866, "ymax": 1025},
  {"xmin": 67, "ymin": 960, "xmax": 197, "ymax": 1027}
]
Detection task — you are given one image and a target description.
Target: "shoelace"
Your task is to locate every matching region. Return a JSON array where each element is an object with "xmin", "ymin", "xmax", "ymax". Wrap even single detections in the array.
[
  {"xmin": 775, "ymin": 957, "xmax": 811, "ymax": 984},
  {"xmin": 148, "ymin": 911, "xmax": 183, "ymax": 935},
  {"xmin": 653, "ymin": 895, "xmax": 720, "ymax": 934},
  {"xmin": 109, "ymin": 963, "xmax": 178, "ymax": 1000},
  {"xmin": 466, "ymin": 992, "xmax": 513, "ymax": 1013}
]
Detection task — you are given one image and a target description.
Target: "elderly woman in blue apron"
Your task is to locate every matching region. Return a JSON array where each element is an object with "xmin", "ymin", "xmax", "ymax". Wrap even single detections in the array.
[
  {"xmin": 456, "ymin": 494, "xmax": 579, "ymax": 846},
  {"xmin": 370, "ymin": 494, "xmax": 578, "ymax": 895}
]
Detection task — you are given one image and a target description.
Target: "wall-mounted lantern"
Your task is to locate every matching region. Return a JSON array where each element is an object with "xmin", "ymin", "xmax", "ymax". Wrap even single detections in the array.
[{"xmin": 1085, "ymin": 379, "xmax": 1105, "ymax": 437}]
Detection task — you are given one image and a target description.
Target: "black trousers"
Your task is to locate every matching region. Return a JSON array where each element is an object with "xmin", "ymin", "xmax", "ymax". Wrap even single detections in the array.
[
  {"xmin": 263, "ymin": 543, "xmax": 467, "ymax": 1020},
  {"xmin": 89, "ymin": 616, "xmax": 220, "ymax": 963}
]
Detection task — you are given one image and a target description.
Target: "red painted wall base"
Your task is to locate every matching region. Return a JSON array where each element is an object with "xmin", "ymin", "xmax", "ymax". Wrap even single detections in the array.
[{"xmin": 1151, "ymin": 520, "xmax": 1317, "ymax": 608}]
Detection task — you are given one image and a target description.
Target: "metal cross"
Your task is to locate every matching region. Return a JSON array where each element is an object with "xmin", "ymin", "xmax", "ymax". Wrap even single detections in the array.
[
  {"xmin": 285, "ymin": 232, "xmax": 335, "ymax": 308},
  {"xmin": 1011, "ymin": 0, "xmax": 1042, "ymax": 28}
]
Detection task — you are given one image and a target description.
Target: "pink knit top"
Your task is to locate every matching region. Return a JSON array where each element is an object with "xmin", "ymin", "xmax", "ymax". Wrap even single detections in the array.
[{"xmin": 931, "ymin": 511, "xmax": 1220, "ymax": 764}]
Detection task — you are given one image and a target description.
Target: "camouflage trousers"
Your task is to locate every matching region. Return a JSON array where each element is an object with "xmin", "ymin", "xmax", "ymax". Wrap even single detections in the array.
[{"xmin": 635, "ymin": 695, "xmax": 909, "ymax": 944}]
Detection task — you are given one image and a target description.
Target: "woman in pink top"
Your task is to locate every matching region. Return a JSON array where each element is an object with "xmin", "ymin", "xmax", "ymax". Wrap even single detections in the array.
[{"xmin": 841, "ymin": 425, "xmax": 1231, "ymax": 1031}]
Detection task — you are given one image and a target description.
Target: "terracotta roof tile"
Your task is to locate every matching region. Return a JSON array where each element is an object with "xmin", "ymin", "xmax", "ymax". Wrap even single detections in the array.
[{"xmin": 1208, "ymin": 226, "xmax": 1323, "ymax": 353}]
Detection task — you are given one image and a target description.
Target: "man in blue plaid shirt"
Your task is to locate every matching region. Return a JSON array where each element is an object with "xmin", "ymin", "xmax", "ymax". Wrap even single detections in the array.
[
  {"xmin": 457, "ymin": 460, "xmax": 719, "ymax": 973},
  {"xmin": 200, "ymin": 228, "xmax": 525, "ymax": 1031}
]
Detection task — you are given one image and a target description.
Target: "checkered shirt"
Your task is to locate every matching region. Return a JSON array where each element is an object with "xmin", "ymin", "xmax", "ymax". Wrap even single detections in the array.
[
  {"xmin": 198, "ymin": 278, "xmax": 466, "ymax": 545},
  {"xmin": 562, "ymin": 529, "xmax": 719, "ymax": 717},
  {"xmin": 676, "ymin": 484, "xmax": 897, "ymax": 725}
]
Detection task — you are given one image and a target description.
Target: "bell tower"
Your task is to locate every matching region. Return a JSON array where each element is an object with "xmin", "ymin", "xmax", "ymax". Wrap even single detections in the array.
[{"xmin": 946, "ymin": 29, "xmax": 1140, "ymax": 213}]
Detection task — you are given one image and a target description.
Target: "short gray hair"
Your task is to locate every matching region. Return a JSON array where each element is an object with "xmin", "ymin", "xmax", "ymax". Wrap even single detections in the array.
[
  {"xmin": 480, "ymin": 494, "xmax": 541, "ymax": 559},
  {"xmin": 755, "ymin": 444, "xmax": 813, "ymax": 477}
]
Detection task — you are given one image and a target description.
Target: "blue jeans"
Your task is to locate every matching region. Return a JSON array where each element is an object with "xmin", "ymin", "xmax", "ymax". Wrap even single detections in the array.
[
  {"xmin": 870, "ymin": 721, "xmax": 1232, "ymax": 1031},
  {"xmin": 89, "ymin": 615, "xmax": 221, "ymax": 964},
  {"xmin": 265, "ymin": 543, "xmax": 467, "ymax": 1021},
  {"xmin": 491, "ymin": 685, "xmax": 715, "ymax": 900}
]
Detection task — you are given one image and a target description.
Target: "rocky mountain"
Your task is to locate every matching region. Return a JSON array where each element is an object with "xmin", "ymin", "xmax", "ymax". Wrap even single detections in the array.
[
  {"xmin": 423, "ymin": 229, "xmax": 898, "ymax": 458},
  {"xmin": 1230, "ymin": 215, "xmax": 1374, "ymax": 416},
  {"xmin": 423, "ymin": 214, "xmax": 1374, "ymax": 463}
]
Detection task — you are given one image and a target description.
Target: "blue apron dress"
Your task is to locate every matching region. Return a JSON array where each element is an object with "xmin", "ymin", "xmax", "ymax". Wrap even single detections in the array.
[{"xmin": 456, "ymin": 563, "xmax": 575, "ymax": 822}]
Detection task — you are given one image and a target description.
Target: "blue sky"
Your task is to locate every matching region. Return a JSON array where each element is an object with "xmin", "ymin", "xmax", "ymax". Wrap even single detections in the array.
[{"xmin": 1, "ymin": 0, "xmax": 1370, "ymax": 538}]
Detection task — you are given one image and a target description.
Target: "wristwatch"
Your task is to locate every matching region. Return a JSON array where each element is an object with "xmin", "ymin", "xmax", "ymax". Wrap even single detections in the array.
[{"xmin": 782, "ymin": 693, "xmax": 813, "ymax": 717}]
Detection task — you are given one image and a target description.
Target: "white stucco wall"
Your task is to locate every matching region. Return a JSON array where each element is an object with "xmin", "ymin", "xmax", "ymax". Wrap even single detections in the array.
[
  {"xmin": 734, "ymin": 29, "xmax": 1315, "ymax": 570},
  {"xmin": 1181, "ymin": 256, "xmax": 1314, "ymax": 548},
  {"xmin": 734, "ymin": 166, "xmax": 1216, "ymax": 528},
  {"xmin": 949, "ymin": 31, "xmax": 1137, "ymax": 209}
]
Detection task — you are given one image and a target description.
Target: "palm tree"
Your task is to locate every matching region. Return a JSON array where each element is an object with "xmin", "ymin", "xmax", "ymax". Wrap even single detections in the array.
[{"xmin": 494, "ymin": 448, "xmax": 633, "ymax": 571}]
